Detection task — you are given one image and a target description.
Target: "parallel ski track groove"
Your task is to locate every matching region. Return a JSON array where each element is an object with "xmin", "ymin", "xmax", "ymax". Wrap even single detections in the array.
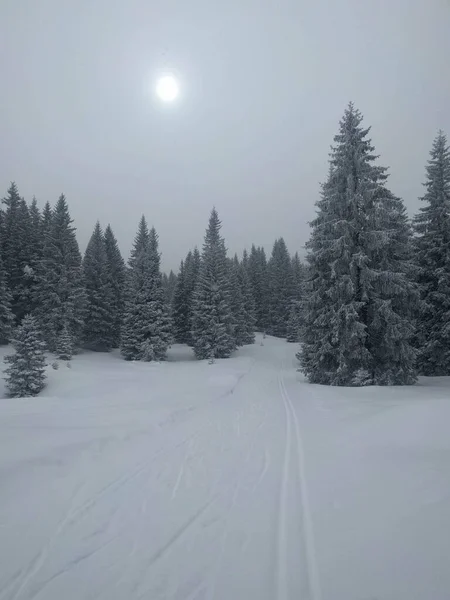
[{"xmin": 278, "ymin": 366, "xmax": 322, "ymax": 600}]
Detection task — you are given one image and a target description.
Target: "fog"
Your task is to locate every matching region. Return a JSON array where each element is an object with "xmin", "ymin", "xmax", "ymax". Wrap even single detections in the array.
[{"xmin": 1, "ymin": 0, "xmax": 449, "ymax": 270}]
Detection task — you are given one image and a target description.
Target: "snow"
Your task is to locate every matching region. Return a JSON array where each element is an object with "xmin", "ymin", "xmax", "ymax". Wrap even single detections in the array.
[{"xmin": 1, "ymin": 335, "xmax": 450, "ymax": 600}]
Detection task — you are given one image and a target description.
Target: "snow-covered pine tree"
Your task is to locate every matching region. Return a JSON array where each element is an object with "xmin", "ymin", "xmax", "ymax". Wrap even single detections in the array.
[
  {"xmin": 121, "ymin": 224, "xmax": 172, "ymax": 361},
  {"xmin": 4, "ymin": 315, "xmax": 47, "ymax": 397},
  {"xmin": 29, "ymin": 197, "xmax": 42, "ymax": 262},
  {"xmin": 248, "ymin": 245, "xmax": 269, "ymax": 332},
  {"xmin": 17, "ymin": 198, "xmax": 35, "ymax": 316},
  {"xmin": 242, "ymin": 248, "xmax": 249, "ymax": 272},
  {"xmin": 286, "ymin": 253, "xmax": 306, "ymax": 343},
  {"xmin": 286, "ymin": 302, "xmax": 301, "ymax": 343},
  {"xmin": 238, "ymin": 258, "xmax": 256, "ymax": 344},
  {"xmin": 128, "ymin": 215, "xmax": 149, "ymax": 269},
  {"xmin": 184, "ymin": 248, "xmax": 200, "ymax": 340},
  {"xmin": 56, "ymin": 322, "xmax": 73, "ymax": 361},
  {"xmin": 164, "ymin": 270, "xmax": 177, "ymax": 304},
  {"xmin": 41, "ymin": 201, "xmax": 53, "ymax": 237},
  {"xmin": 83, "ymin": 221, "xmax": 114, "ymax": 351},
  {"xmin": 1, "ymin": 183, "xmax": 34, "ymax": 321},
  {"xmin": 413, "ymin": 131, "xmax": 450, "ymax": 375},
  {"xmin": 0, "ymin": 252, "xmax": 14, "ymax": 344},
  {"xmin": 291, "ymin": 252, "xmax": 306, "ymax": 294},
  {"xmin": 104, "ymin": 224, "xmax": 126, "ymax": 348},
  {"xmin": 34, "ymin": 194, "xmax": 86, "ymax": 351},
  {"xmin": 29, "ymin": 196, "xmax": 42, "ymax": 255},
  {"xmin": 229, "ymin": 255, "xmax": 247, "ymax": 347},
  {"xmin": 191, "ymin": 209, "xmax": 235, "ymax": 359},
  {"xmin": 172, "ymin": 259, "xmax": 189, "ymax": 343},
  {"xmin": 299, "ymin": 104, "xmax": 417, "ymax": 386},
  {"xmin": 267, "ymin": 237, "xmax": 294, "ymax": 337},
  {"xmin": 172, "ymin": 249, "xmax": 201, "ymax": 345}
]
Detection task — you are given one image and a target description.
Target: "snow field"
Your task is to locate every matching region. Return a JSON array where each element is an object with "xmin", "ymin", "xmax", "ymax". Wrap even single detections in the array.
[{"xmin": 1, "ymin": 335, "xmax": 450, "ymax": 600}]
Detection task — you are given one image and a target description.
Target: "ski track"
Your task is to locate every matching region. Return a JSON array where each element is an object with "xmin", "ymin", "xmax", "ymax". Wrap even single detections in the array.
[{"xmin": 278, "ymin": 367, "xmax": 322, "ymax": 600}]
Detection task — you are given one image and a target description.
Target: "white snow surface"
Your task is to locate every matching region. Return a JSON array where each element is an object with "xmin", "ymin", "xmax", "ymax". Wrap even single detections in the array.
[{"xmin": 0, "ymin": 335, "xmax": 449, "ymax": 600}]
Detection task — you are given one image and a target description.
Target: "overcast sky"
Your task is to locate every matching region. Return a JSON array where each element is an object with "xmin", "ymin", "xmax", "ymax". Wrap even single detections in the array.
[{"xmin": 1, "ymin": 0, "xmax": 449, "ymax": 271}]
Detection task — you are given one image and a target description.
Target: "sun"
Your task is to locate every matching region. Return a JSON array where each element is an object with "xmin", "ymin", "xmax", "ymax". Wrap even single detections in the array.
[{"xmin": 155, "ymin": 75, "xmax": 179, "ymax": 103}]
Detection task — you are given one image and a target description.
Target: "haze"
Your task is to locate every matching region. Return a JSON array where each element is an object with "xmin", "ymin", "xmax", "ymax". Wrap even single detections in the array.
[{"xmin": 1, "ymin": 0, "xmax": 449, "ymax": 270}]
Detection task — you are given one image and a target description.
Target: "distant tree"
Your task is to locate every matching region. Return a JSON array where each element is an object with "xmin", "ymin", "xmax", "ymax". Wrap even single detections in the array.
[
  {"xmin": 413, "ymin": 131, "xmax": 450, "ymax": 375},
  {"xmin": 286, "ymin": 253, "xmax": 306, "ymax": 343},
  {"xmin": 41, "ymin": 201, "xmax": 53, "ymax": 237},
  {"xmin": 286, "ymin": 302, "xmax": 301, "ymax": 343},
  {"xmin": 172, "ymin": 249, "xmax": 201, "ymax": 344},
  {"xmin": 128, "ymin": 215, "xmax": 149, "ymax": 269},
  {"xmin": 299, "ymin": 103, "xmax": 417, "ymax": 386},
  {"xmin": 28, "ymin": 196, "xmax": 42, "ymax": 260},
  {"xmin": 172, "ymin": 259, "xmax": 189, "ymax": 343},
  {"xmin": 163, "ymin": 270, "xmax": 178, "ymax": 304},
  {"xmin": 238, "ymin": 258, "xmax": 256, "ymax": 344},
  {"xmin": 121, "ymin": 225, "xmax": 172, "ymax": 361},
  {"xmin": 184, "ymin": 248, "xmax": 200, "ymax": 340},
  {"xmin": 1, "ymin": 183, "xmax": 33, "ymax": 321},
  {"xmin": 291, "ymin": 252, "xmax": 306, "ymax": 295},
  {"xmin": 229, "ymin": 256, "xmax": 247, "ymax": 347},
  {"xmin": 34, "ymin": 194, "xmax": 86, "ymax": 351},
  {"xmin": 191, "ymin": 209, "xmax": 235, "ymax": 359},
  {"xmin": 0, "ymin": 252, "xmax": 14, "ymax": 344},
  {"xmin": 248, "ymin": 245, "xmax": 269, "ymax": 331},
  {"xmin": 56, "ymin": 322, "xmax": 73, "ymax": 361},
  {"xmin": 267, "ymin": 237, "xmax": 294, "ymax": 337},
  {"xmin": 242, "ymin": 248, "xmax": 249, "ymax": 272},
  {"xmin": 4, "ymin": 315, "xmax": 47, "ymax": 397},
  {"xmin": 104, "ymin": 224, "xmax": 126, "ymax": 347},
  {"xmin": 83, "ymin": 221, "xmax": 114, "ymax": 351}
]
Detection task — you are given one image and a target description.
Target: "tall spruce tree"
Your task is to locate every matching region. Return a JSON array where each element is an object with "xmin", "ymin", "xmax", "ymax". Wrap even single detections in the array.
[
  {"xmin": 191, "ymin": 209, "xmax": 235, "ymax": 359},
  {"xmin": 4, "ymin": 315, "xmax": 47, "ymax": 397},
  {"xmin": 121, "ymin": 224, "xmax": 172, "ymax": 361},
  {"xmin": 41, "ymin": 201, "xmax": 53, "ymax": 237},
  {"xmin": 104, "ymin": 224, "xmax": 126, "ymax": 347},
  {"xmin": 34, "ymin": 194, "xmax": 86, "ymax": 351},
  {"xmin": 413, "ymin": 131, "xmax": 450, "ymax": 375},
  {"xmin": 299, "ymin": 103, "xmax": 417, "ymax": 386},
  {"xmin": 83, "ymin": 222, "xmax": 114, "ymax": 351},
  {"xmin": 29, "ymin": 197, "xmax": 43, "ymax": 264},
  {"xmin": 267, "ymin": 237, "xmax": 294, "ymax": 337},
  {"xmin": 1, "ymin": 183, "xmax": 33, "ymax": 321},
  {"xmin": 128, "ymin": 215, "xmax": 149, "ymax": 269},
  {"xmin": 0, "ymin": 252, "xmax": 14, "ymax": 344}
]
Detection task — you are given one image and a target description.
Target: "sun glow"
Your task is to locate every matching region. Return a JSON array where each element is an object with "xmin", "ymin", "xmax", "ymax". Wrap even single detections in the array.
[{"xmin": 155, "ymin": 75, "xmax": 179, "ymax": 103}]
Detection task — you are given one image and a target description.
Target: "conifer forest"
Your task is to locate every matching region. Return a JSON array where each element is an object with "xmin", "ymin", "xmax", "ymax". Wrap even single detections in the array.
[{"xmin": 1, "ymin": 104, "xmax": 449, "ymax": 396}]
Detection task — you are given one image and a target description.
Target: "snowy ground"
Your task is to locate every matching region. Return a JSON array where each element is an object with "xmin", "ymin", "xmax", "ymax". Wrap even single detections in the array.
[{"xmin": 0, "ymin": 335, "xmax": 449, "ymax": 600}]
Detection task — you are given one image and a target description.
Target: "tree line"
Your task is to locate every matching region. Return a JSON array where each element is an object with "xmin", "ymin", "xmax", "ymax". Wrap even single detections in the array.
[
  {"xmin": 0, "ymin": 187, "xmax": 304, "ymax": 395},
  {"xmin": 1, "ymin": 102, "xmax": 449, "ymax": 394}
]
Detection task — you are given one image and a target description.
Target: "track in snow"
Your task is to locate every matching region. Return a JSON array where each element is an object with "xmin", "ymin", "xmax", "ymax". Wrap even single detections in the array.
[{"xmin": 277, "ymin": 369, "xmax": 321, "ymax": 600}]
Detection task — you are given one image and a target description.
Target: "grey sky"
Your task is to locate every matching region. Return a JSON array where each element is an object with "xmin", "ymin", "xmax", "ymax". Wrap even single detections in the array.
[{"xmin": 1, "ymin": 0, "xmax": 449, "ymax": 271}]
